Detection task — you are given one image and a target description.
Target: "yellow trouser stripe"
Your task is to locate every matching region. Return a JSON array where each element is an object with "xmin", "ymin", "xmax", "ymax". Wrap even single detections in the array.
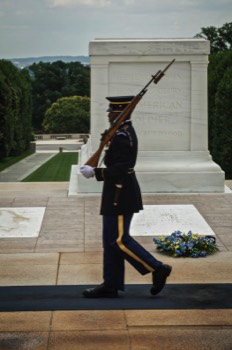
[{"xmin": 116, "ymin": 215, "xmax": 154, "ymax": 272}]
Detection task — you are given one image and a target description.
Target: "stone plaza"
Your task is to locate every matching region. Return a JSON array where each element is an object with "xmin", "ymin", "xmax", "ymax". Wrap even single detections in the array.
[{"xmin": 0, "ymin": 180, "xmax": 232, "ymax": 349}]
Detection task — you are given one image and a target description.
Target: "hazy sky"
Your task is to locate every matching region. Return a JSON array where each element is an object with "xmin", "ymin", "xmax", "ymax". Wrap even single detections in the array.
[{"xmin": 1, "ymin": 0, "xmax": 231, "ymax": 58}]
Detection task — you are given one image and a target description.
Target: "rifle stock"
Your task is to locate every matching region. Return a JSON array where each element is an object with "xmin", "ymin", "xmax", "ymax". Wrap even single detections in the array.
[
  {"xmin": 85, "ymin": 59, "xmax": 175, "ymax": 167},
  {"xmin": 84, "ymin": 143, "xmax": 105, "ymax": 168}
]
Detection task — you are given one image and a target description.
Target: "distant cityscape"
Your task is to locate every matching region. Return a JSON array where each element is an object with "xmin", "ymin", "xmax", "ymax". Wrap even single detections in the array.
[{"xmin": 9, "ymin": 55, "xmax": 90, "ymax": 69}]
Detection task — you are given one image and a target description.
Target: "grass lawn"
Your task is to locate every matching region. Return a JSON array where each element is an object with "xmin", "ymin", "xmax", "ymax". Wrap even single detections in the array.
[{"xmin": 22, "ymin": 152, "xmax": 78, "ymax": 182}]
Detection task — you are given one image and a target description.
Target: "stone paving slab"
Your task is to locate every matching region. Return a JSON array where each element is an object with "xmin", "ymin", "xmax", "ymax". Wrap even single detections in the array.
[
  {"xmin": 128, "ymin": 327, "xmax": 232, "ymax": 350},
  {"xmin": 125, "ymin": 309, "xmax": 232, "ymax": 326},
  {"xmin": 0, "ymin": 312, "xmax": 52, "ymax": 332},
  {"xmin": 0, "ymin": 207, "xmax": 46, "ymax": 238}
]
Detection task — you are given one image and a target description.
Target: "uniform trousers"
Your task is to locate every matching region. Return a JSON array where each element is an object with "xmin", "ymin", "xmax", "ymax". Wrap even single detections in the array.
[{"xmin": 103, "ymin": 214, "xmax": 163, "ymax": 290}]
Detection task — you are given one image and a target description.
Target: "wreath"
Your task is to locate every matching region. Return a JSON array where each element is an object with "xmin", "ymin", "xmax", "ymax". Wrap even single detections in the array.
[{"xmin": 153, "ymin": 230, "xmax": 219, "ymax": 258}]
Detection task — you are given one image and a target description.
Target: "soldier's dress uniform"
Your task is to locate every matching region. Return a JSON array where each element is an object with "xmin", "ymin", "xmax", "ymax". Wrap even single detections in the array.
[{"xmin": 81, "ymin": 96, "xmax": 171, "ymax": 297}]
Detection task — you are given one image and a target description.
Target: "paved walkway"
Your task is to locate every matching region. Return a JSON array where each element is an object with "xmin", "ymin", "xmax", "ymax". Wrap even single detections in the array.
[
  {"xmin": 0, "ymin": 153, "xmax": 55, "ymax": 182},
  {"xmin": 0, "ymin": 155, "xmax": 232, "ymax": 349},
  {"xmin": 0, "ymin": 138, "xmax": 82, "ymax": 182}
]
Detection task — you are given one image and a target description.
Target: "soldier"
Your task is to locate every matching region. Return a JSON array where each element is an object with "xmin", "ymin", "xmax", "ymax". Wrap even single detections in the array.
[{"xmin": 80, "ymin": 95, "xmax": 172, "ymax": 298}]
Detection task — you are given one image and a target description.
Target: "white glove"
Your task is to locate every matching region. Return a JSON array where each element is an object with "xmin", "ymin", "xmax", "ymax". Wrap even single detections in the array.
[{"xmin": 80, "ymin": 165, "xmax": 95, "ymax": 179}]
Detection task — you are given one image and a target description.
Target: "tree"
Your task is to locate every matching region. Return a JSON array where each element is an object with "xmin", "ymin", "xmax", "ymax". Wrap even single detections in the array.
[
  {"xmin": 207, "ymin": 50, "xmax": 232, "ymax": 178},
  {"xmin": 43, "ymin": 96, "xmax": 90, "ymax": 134},
  {"xmin": 29, "ymin": 61, "xmax": 90, "ymax": 132},
  {"xmin": 62, "ymin": 61, "xmax": 90, "ymax": 97},
  {"xmin": 210, "ymin": 66, "xmax": 232, "ymax": 178},
  {"xmin": 195, "ymin": 23, "xmax": 232, "ymax": 177},
  {"xmin": 208, "ymin": 51, "xmax": 232, "ymax": 147},
  {"xmin": 195, "ymin": 22, "xmax": 232, "ymax": 52},
  {"xmin": 0, "ymin": 60, "xmax": 32, "ymax": 159}
]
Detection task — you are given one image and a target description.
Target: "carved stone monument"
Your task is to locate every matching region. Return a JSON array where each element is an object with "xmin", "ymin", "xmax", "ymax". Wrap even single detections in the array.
[{"xmin": 69, "ymin": 38, "xmax": 225, "ymax": 194}]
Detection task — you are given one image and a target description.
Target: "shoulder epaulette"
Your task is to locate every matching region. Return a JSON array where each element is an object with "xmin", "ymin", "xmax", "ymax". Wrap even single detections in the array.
[{"xmin": 116, "ymin": 125, "xmax": 133, "ymax": 146}]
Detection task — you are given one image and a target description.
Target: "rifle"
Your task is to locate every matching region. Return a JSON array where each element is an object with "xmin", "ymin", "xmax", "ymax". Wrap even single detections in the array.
[{"xmin": 85, "ymin": 58, "xmax": 175, "ymax": 167}]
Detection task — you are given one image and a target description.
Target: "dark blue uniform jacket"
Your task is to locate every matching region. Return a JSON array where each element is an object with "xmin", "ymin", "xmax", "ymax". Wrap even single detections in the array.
[{"xmin": 94, "ymin": 120, "xmax": 143, "ymax": 215}]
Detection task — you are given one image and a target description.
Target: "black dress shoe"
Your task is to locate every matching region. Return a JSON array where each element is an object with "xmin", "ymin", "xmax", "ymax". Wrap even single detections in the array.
[
  {"xmin": 83, "ymin": 283, "xmax": 119, "ymax": 298},
  {"xmin": 150, "ymin": 264, "xmax": 172, "ymax": 296}
]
